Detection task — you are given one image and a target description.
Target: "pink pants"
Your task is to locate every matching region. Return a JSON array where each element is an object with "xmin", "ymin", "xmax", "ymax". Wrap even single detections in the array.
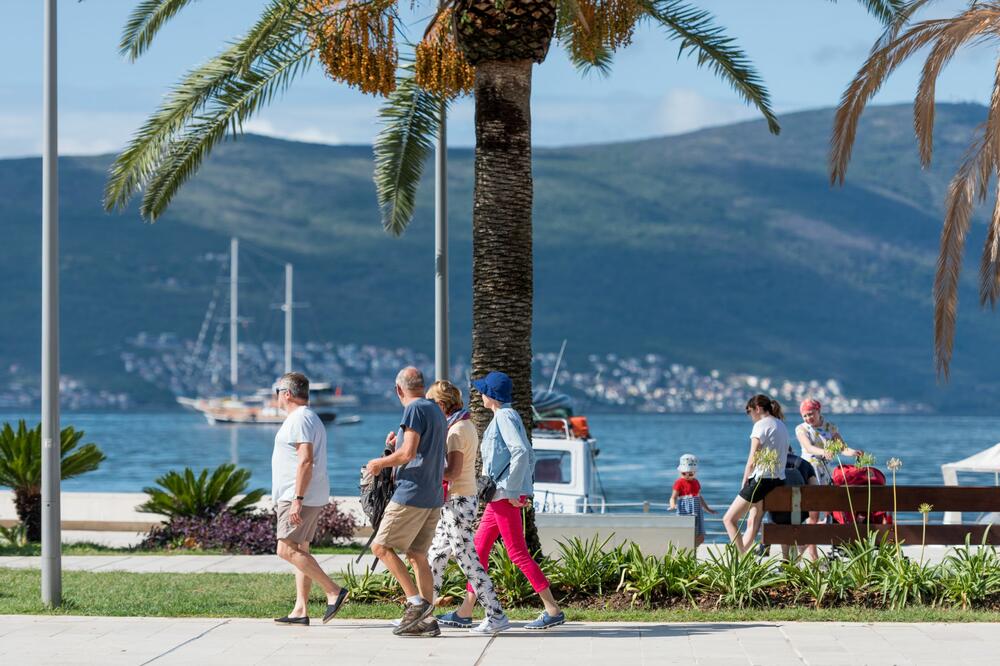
[{"xmin": 467, "ymin": 499, "xmax": 550, "ymax": 594}]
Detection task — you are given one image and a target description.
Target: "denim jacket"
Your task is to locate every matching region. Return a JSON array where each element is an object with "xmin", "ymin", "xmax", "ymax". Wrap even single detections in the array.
[{"xmin": 480, "ymin": 405, "xmax": 535, "ymax": 500}]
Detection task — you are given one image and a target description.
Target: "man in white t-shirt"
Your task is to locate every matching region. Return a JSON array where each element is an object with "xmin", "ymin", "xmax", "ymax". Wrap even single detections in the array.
[{"xmin": 271, "ymin": 372, "xmax": 348, "ymax": 625}]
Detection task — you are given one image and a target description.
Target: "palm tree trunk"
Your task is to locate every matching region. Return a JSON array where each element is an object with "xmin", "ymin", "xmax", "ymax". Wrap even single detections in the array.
[
  {"xmin": 14, "ymin": 488, "xmax": 42, "ymax": 543},
  {"xmin": 469, "ymin": 59, "xmax": 541, "ymax": 554}
]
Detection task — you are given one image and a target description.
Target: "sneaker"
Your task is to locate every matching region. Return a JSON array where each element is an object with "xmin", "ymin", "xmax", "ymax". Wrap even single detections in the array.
[
  {"xmin": 524, "ymin": 611, "xmax": 565, "ymax": 630},
  {"xmin": 470, "ymin": 614, "xmax": 511, "ymax": 635},
  {"xmin": 397, "ymin": 618, "xmax": 440, "ymax": 637},
  {"xmin": 436, "ymin": 610, "xmax": 473, "ymax": 628},
  {"xmin": 392, "ymin": 599, "xmax": 434, "ymax": 635}
]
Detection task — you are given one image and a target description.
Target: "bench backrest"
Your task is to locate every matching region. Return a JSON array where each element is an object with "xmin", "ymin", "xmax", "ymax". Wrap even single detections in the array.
[{"xmin": 761, "ymin": 486, "xmax": 1000, "ymax": 545}]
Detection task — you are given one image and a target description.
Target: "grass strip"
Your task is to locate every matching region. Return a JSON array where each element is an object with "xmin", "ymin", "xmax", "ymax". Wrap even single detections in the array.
[{"xmin": 2, "ymin": 569, "xmax": 1000, "ymax": 622}]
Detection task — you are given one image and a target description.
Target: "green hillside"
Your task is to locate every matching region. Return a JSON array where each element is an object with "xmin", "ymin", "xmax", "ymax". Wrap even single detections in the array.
[{"xmin": 3, "ymin": 102, "xmax": 1000, "ymax": 410}]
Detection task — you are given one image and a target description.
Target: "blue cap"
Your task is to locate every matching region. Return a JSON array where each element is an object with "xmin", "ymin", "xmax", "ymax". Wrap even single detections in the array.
[{"xmin": 472, "ymin": 371, "xmax": 513, "ymax": 404}]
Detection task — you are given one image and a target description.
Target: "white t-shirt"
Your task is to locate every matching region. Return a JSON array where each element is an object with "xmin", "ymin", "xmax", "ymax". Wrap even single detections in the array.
[
  {"xmin": 271, "ymin": 406, "xmax": 329, "ymax": 506},
  {"xmin": 750, "ymin": 415, "xmax": 789, "ymax": 480}
]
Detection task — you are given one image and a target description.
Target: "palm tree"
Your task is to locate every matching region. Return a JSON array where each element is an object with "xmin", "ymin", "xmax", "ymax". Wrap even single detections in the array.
[
  {"xmin": 0, "ymin": 421, "xmax": 106, "ymax": 542},
  {"xmin": 106, "ymin": 0, "xmax": 899, "ymax": 434},
  {"xmin": 830, "ymin": 0, "xmax": 1000, "ymax": 378}
]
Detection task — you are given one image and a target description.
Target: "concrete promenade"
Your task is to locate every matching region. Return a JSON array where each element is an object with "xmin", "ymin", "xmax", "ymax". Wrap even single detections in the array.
[{"xmin": 1, "ymin": 616, "xmax": 998, "ymax": 665}]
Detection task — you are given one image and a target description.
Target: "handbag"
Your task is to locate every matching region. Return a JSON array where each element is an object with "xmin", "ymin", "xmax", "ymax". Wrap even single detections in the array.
[{"xmin": 476, "ymin": 461, "xmax": 511, "ymax": 504}]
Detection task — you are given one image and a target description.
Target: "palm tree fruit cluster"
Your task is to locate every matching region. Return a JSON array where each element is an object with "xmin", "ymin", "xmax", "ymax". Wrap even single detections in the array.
[
  {"xmin": 563, "ymin": 0, "xmax": 642, "ymax": 62},
  {"xmin": 307, "ymin": 0, "xmax": 398, "ymax": 96},
  {"xmin": 453, "ymin": 0, "xmax": 558, "ymax": 66},
  {"xmin": 416, "ymin": 8, "xmax": 476, "ymax": 97}
]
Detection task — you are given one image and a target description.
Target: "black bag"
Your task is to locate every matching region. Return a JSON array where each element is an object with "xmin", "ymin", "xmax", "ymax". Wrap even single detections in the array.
[
  {"xmin": 357, "ymin": 447, "xmax": 396, "ymax": 564},
  {"xmin": 477, "ymin": 461, "xmax": 510, "ymax": 504}
]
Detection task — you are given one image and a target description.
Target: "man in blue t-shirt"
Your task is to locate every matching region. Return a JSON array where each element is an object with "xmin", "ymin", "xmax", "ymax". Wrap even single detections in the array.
[{"xmin": 366, "ymin": 366, "xmax": 446, "ymax": 637}]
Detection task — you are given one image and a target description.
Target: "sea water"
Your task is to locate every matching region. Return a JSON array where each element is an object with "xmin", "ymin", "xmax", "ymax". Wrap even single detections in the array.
[{"xmin": 4, "ymin": 412, "xmax": 998, "ymax": 518}]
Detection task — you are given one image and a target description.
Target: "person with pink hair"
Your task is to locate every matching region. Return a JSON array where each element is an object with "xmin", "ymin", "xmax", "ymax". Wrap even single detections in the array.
[{"xmin": 795, "ymin": 398, "xmax": 860, "ymax": 559}]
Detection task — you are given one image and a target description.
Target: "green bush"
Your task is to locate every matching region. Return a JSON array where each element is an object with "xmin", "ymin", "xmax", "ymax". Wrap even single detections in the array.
[
  {"xmin": 138, "ymin": 463, "xmax": 265, "ymax": 519},
  {"xmin": 940, "ymin": 535, "xmax": 1000, "ymax": 609},
  {"xmin": 553, "ymin": 535, "xmax": 620, "ymax": 597},
  {"xmin": 0, "ymin": 420, "xmax": 106, "ymax": 542},
  {"xmin": 703, "ymin": 544, "xmax": 783, "ymax": 608}
]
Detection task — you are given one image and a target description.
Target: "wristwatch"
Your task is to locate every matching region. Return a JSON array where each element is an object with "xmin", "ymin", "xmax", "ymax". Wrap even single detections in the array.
[{"xmin": 294, "ymin": 495, "xmax": 305, "ymax": 501}]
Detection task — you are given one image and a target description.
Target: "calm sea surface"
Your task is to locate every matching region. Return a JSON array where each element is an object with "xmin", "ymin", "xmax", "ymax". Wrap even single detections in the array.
[{"xmin": 4, "ymin": 412, "xmax": 999, "ymax": 518}]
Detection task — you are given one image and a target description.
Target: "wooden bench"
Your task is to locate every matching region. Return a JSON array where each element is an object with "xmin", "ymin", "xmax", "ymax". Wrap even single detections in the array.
[{"xmin": 761, "ymin": 486, "xmax": 1000, "ymax": 546}]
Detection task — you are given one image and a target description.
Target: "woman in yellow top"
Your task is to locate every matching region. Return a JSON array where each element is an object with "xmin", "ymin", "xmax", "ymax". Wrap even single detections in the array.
[{"xmin": 424, "ymin": 380, "xmax": 510, "ymax": 634}]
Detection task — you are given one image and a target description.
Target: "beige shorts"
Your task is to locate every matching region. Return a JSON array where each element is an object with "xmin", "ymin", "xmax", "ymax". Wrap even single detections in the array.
[
  {"xmin": 371, "ymin": 501, "xmax": 441, "ymax": 555},
  {"xmin": 276, "ymin": 502, "xmax": 324, "ymax": 543}
]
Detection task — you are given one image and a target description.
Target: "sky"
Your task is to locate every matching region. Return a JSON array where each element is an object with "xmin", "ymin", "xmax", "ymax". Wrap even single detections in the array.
[{"xmin": 0, "ymin": 0, "xmax": 995, "ymax": 158}]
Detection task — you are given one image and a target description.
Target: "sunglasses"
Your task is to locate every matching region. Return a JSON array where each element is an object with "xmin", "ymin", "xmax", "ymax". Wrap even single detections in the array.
[{"xmin": 275, "ymin": 387, "xmax": 289, "ymax": 396}]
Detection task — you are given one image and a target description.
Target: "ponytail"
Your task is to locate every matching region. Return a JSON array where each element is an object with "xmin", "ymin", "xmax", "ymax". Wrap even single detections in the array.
[{"xmin": 746, "ymin": 394, "xmax": 783, "ymax": 419}]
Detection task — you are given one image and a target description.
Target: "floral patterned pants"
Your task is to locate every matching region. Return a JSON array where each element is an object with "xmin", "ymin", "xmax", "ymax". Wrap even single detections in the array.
[{"xmin": 428, "ymin": 494, "xmax": 504, "ymax": 619}]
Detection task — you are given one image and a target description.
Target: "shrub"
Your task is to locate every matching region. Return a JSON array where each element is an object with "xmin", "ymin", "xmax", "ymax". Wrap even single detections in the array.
[
  {"xmin": 782, "ymin": 557, "xmax": 849, "ymax": 609},
  {"xmin": 704, "ymin": 544, "xmax": 783, "ymax": 608},
  {"xmin": 340, "ymin": 563, "xmax": 401, "ymax": 603},
  {"xmin": 873, "ymin": 554, "xmax": 941, "ymax": 609},
  {"xmin": 617, "ymin": 544, "xmax": 703, "ymax": 606},
  {"xmin": 940, "ymin": 535, "xmax": 1000, "ymax": 609},
  {"xmin": 552, "ymin": 535, "xmax": 619, "ymax": 597},
  {"xmin": 0, "ymin": 420, "xmax": 105, "ymax": 542},
  {"xmin": 489, "ymin": 547, "xmax": 555, "ymax": 606},
  {"xmin": 311, "ymin": 501, "xmax": 358, "ymax": 546},
  {"xmin": 138, "ymin": 464, "xmax": 265, "ymax": 519},
  {"xmin": 140, "ymin": 510, "xmax": 276, "ymax": 554}
]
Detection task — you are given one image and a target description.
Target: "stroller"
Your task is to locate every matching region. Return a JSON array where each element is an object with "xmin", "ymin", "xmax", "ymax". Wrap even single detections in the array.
[{"xmin": 830, "ymin": 464, "xmax": 894, "ymax": 527}]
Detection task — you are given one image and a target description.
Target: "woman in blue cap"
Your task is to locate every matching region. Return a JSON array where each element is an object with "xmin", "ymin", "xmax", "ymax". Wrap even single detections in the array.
[{"xmin": 448, "ymin": 371, "xmax": 565, "ymax": 630}]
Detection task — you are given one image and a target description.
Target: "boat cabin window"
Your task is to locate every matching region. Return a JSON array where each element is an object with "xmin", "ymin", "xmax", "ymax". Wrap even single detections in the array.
[{"xmin": 534, "ymin": 450, "xmax": 571, "ymax": 484}]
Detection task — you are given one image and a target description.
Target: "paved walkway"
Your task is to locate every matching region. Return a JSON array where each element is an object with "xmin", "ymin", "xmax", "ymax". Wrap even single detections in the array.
[
  {"xmin": 0, "ymin": 554, "xmax": 380, "ymax": 574},
  {"xmin": 1, "ymin": 616, "xmax": 997, "ymax": 665}
]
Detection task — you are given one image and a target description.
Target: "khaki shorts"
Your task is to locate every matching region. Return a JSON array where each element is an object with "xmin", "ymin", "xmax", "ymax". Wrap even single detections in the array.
[
  {"xmin": 371, "ymin": 501, "xmax": 441, "ymax": 555},
  {"xmin": 276, "ymin": 502, "xmax": 324, "ymax": 543}
]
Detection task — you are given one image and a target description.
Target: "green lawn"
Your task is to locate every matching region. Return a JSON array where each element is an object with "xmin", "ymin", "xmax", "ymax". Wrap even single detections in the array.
[
  {"xmin": 2, "ymin": 569, "xmax": 999, "ymax": 622},
  {"xmin": 0, "ymin": 543, "xmax": 365, "ymax": 557}
]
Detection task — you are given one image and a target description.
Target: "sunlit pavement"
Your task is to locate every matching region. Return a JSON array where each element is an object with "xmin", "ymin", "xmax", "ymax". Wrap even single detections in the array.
[{"xmin": 1, "ymin": 616, "xmax": 998, "ymax": 665}]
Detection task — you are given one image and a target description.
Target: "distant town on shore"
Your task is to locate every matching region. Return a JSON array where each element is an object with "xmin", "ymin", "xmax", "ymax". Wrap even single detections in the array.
[{"xmin": 0, "ymin": 332, "xmax": 927, "ymax": 414}]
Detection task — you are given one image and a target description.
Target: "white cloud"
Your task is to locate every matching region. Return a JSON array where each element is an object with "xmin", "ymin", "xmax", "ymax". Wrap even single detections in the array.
[
  {"xmin": 656, "ymin": 88, "xmax": 760, "ymax": 136},
  {"xmin": 243, "ymin": 118, "xmax": 343, "ymax": 145}
]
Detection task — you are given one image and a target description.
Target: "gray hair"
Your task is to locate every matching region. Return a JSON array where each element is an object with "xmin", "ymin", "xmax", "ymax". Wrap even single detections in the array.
[
  {"xmin": 395, "ymin": 366, "xmax": 425, "ymax": 393},
  {"xmin": 277, "ymin": 372, "xmax": 309, "ymax": 400}
]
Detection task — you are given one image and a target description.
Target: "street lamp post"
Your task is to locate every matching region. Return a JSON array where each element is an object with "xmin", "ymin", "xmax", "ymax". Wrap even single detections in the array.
[
  {"xmin": 41, "ymin": 0, "xmax": 62, "ymax": 607},
  {"xmin": 434, "ymin": 100, "xmax": 448, "ymax": 382}
]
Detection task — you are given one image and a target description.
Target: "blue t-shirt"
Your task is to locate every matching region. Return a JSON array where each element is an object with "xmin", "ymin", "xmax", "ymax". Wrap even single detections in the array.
[{"xmin": 391, "ymin": 398, "xmax": 447, "ymax": 508}]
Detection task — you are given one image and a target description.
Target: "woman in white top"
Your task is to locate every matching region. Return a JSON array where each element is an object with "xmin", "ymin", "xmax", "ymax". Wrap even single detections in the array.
[{"xmin": 722, "ymin": 394, "xmax": 789, "ymax": 553}]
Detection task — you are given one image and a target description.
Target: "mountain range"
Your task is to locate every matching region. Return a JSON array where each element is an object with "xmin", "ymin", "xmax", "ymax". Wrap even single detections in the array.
[{"xmin": 3, "ymin": 102, "xmax": 1000, "ymax": 411}]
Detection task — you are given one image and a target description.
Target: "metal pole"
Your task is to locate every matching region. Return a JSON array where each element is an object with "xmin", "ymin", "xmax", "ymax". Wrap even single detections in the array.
[
  {"xmin": 229, "ymin": 238, "xmax": 239, "ymax": 394},
  {"xmin": 284, "ymin": 263, "xmax": 293, "ymax": 374},
  {"xmin": 434, "ymin": 99, "xmax": 449, "ymax": 382},
  {"xmin": 41, "ymin": 0, "xmax": 62, "ymax": 607}
]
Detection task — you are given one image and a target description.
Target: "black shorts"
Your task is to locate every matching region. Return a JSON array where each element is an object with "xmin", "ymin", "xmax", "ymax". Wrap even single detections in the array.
[{"xmin": 738, "ymin": 477, "xmax": 784, "ymax": 503}]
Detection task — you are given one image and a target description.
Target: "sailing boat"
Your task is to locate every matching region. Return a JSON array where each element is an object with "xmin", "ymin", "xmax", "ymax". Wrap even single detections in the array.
[{"xmin": 177, "ymin": 238, "xmax": 359, "ymax": 425}]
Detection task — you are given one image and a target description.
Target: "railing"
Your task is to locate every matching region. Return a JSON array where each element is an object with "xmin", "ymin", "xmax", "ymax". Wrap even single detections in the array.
[{"xmin": 562, "ymin": 499, "xmax": 730, "ymax": 540}]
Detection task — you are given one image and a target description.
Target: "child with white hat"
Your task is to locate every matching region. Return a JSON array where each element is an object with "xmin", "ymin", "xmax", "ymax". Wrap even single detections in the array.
[{"xmin": 669, "ymin": 454, "xmax": 715, "ymax": 546}]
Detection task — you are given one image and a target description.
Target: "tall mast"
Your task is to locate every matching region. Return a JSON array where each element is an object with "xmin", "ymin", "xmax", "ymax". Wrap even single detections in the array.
[
  {"xmin": 230, "ymin": 238, "xmax": 239, "ymax": 394},
  {"xmin": 283, "ymin": 263, "xmax": 293, "ymax": 374}
]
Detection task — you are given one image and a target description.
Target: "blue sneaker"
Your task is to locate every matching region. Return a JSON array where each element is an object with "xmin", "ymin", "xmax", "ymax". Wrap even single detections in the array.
[
  {"xmin": 436, "ymin": 610, "xmax": 473, "ymax": 628},
  {"xmin": 524, "ymin": 611, "xmax": 566, "ymax": 630}
]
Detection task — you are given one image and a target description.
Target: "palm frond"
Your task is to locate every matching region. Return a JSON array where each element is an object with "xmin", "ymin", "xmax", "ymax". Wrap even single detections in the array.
[
  {"xmin": 373, "ymin": 68, "xmax": 445, "ymax": 235},
  {"xmin": 981, "ymin": 59, "xmax": 1000, "ymax": 308},
  {"xmin": 830, "ymin": 16, "xmax": 953, "ymax": 184},
  {"xmin": 642, "ymin": 0, "xmax": 780, "ymax": 135},
  {"xmin": 839, "ymin": 0, "xmax": 907, "ymax": 26},
  {"xmin": 872, "ymin": 0, "xmax": 935, "ymax": 52},
  {"xmin": 140, "ymin": 42, "xmax": 313, "ymax": 220},
  {"xmin": 238, "ymin": 0, "xmax": 308, "ymax": 73},
  {"xmin": 105, "ymin": 3, "xmax": 313, "ymax": 216},
  {"xmin": 119, "ymin": 0, "xmax": 201, "ymax": 61},
  {"xmin": 935, "ymin": 131, "xmax": 994, "ymax": 379},
  {"xmin": 914, "ymin": 6, "xmax": 1000, "ymax": 167}
]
